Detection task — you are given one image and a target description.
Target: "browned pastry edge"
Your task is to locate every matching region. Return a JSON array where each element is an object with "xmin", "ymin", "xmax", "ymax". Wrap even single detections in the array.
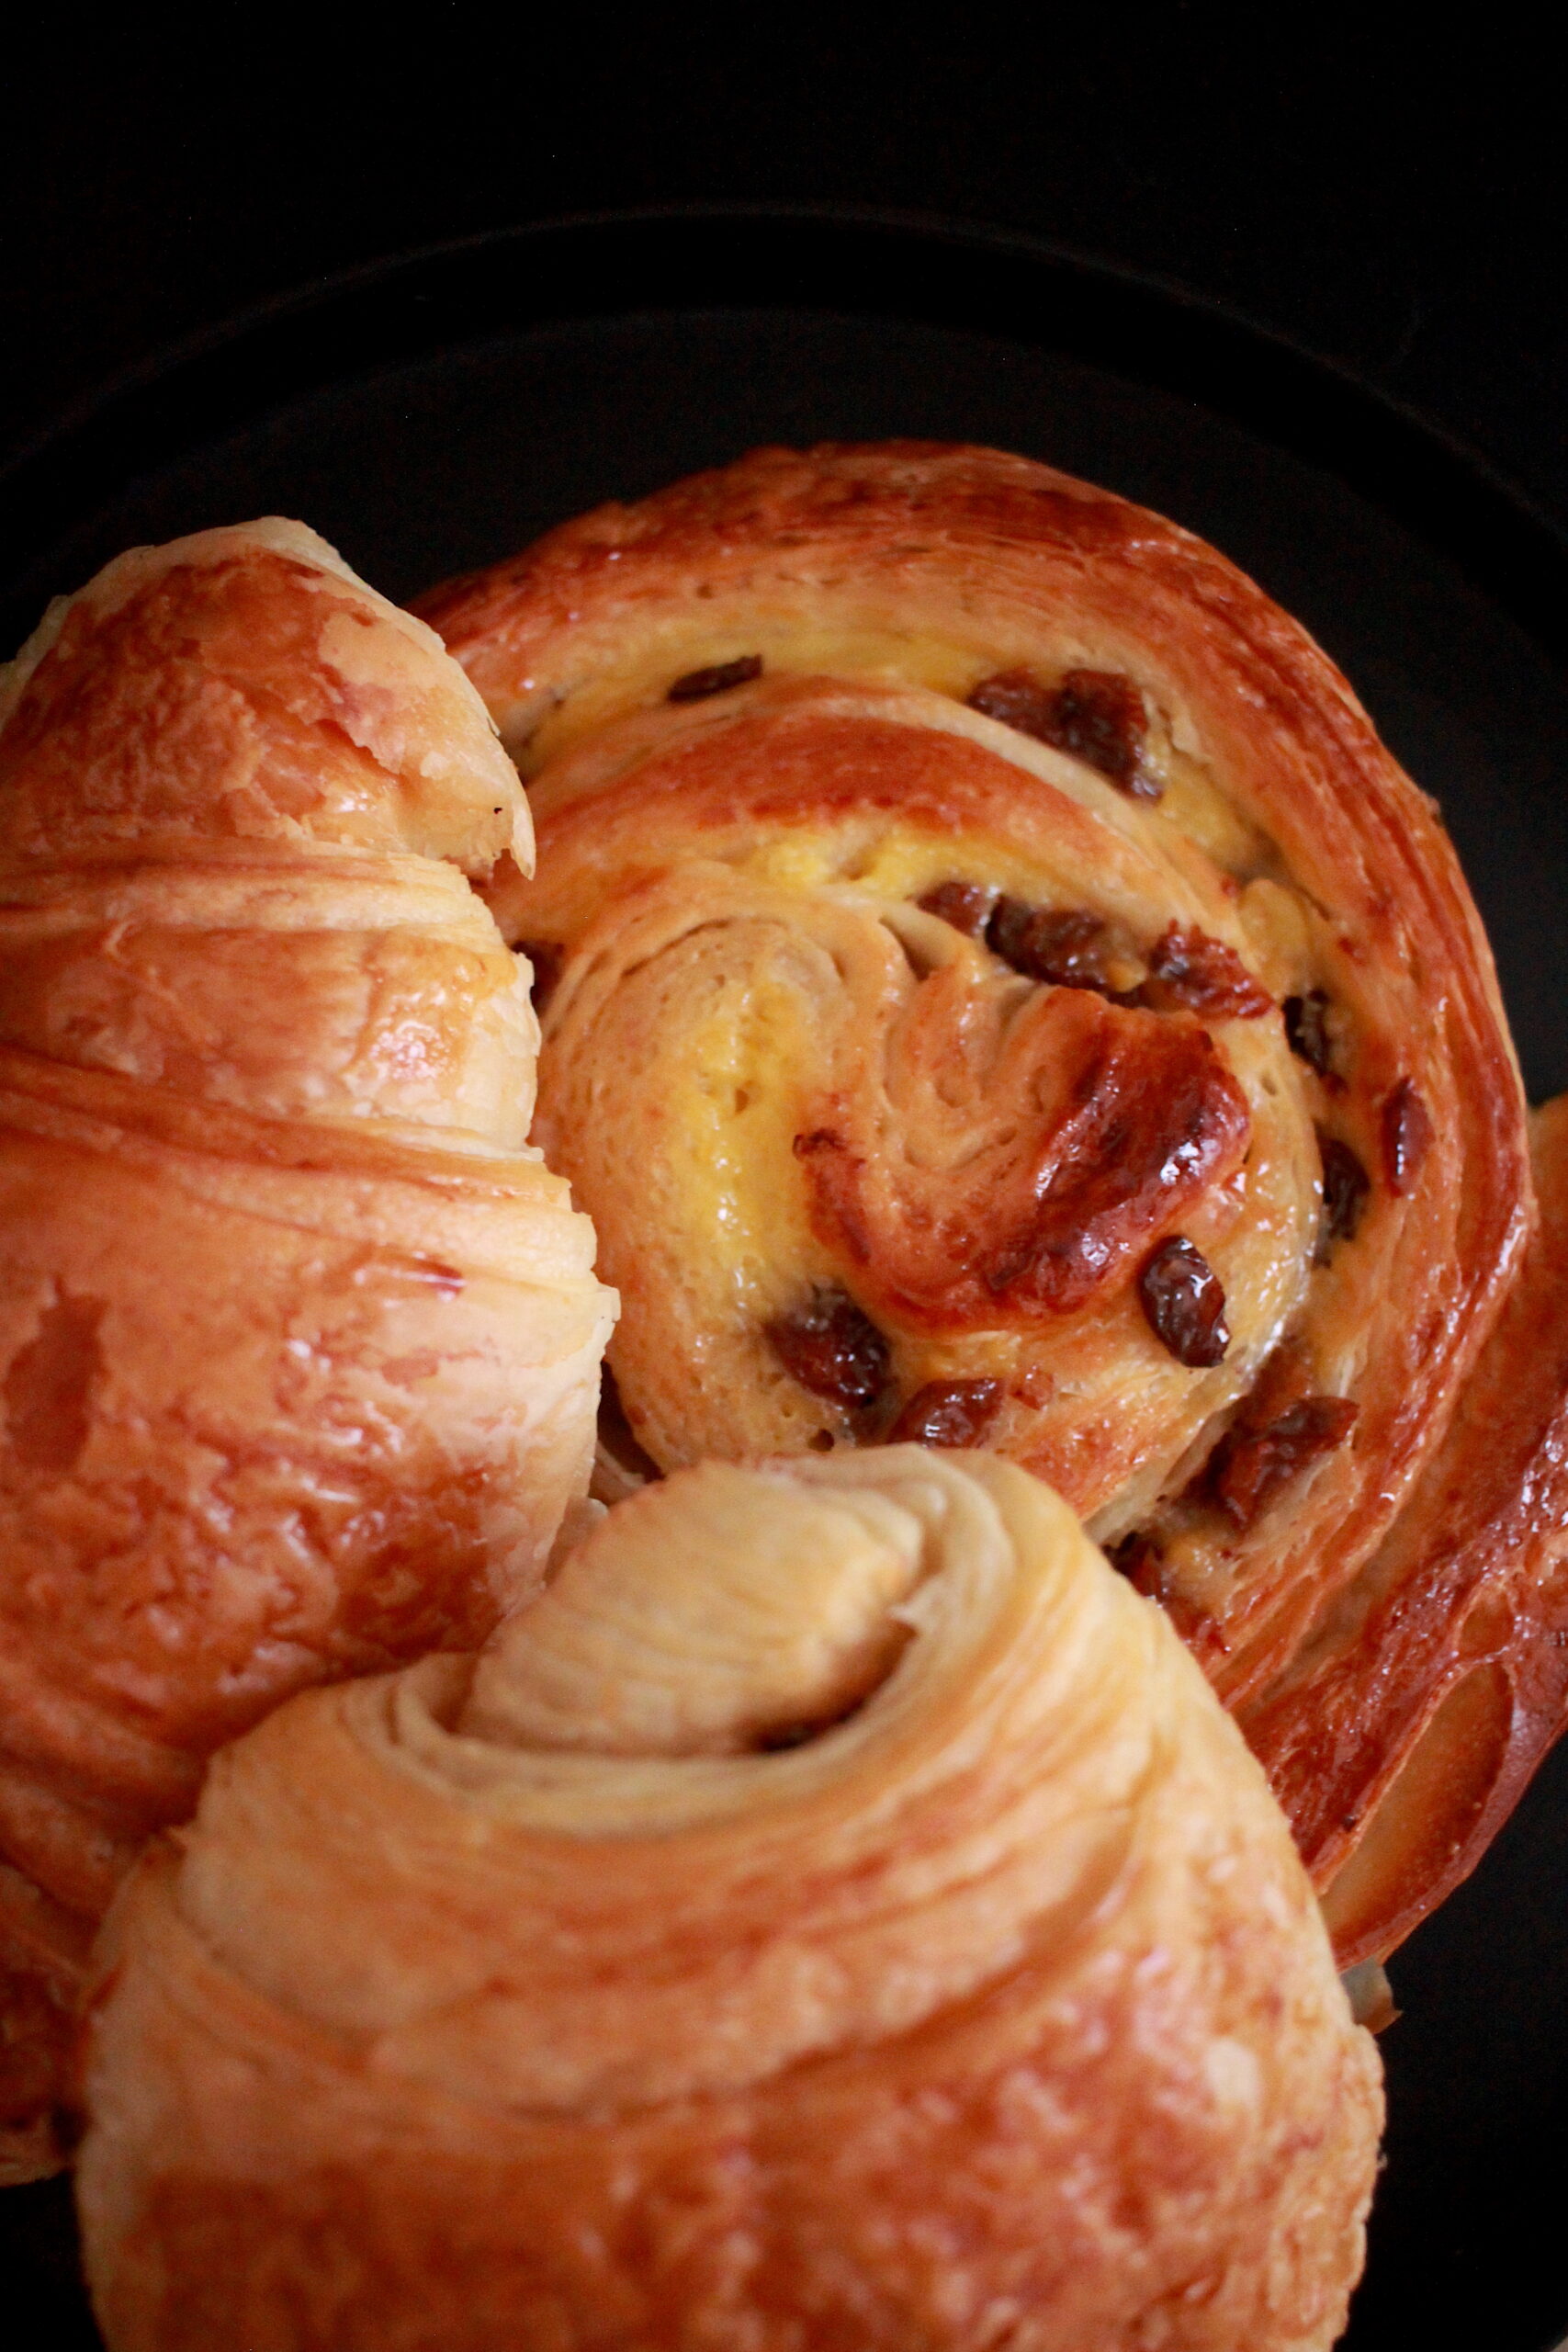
[{"xmin": 1254, "ymin": 1094, "xmax": 1568, "ymax": 1963}]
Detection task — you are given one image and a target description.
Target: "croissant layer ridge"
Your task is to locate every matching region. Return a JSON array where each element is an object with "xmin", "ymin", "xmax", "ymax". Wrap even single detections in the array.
[
  {"xmin": 0, "ymin": 518, "xmax": 615, "ymax": 2177},
  {"xmin": 78, "ymin": 1451, "xmax": 1382, "ymax": 2351}
]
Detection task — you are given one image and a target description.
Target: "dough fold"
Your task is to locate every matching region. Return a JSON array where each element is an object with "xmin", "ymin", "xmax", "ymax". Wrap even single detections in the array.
[
  {"xmin": 79, "ymin": 1450, "xmax": 1382, "ymax": 2352},
  {"xmin": 0, "ymin": 522, "xmax": 615, "ymax": 2177}
]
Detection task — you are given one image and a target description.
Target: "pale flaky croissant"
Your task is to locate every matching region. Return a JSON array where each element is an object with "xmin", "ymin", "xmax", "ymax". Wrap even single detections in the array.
[
  {"xmin": 78, "ymin": 1449, "xmax": 1382, "ymax": 2352},
  {"xmin": 416, "ymin": 441, "xmax": 1568, "ymax": 1964},
  {"xmin": 0, "ymin": 521, "xmax": 615, "ymax": 2177}
]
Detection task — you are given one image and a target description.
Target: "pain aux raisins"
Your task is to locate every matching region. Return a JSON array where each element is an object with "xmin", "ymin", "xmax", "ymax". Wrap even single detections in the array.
[
  {"xmin": 765, "ymin": 1287, "xmax": 891, "ymax": 1412},
  {"xmin": 666, "ymin": 653, "xmax": 763, "ymax": 702},
  {"xmin": 887, "ymin": 1379, "xmax": 1003, "ymax": 1448},
  {"xmin": 1137, "ymin": 1236, "xmax": 1230, "ymax": 1368},
  {"xmin": 967, "ymin": 666, "xmax": 1159, "ymax": 799}
]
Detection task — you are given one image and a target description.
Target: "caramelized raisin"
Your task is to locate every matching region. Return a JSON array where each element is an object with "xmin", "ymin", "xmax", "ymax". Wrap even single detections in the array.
[
  {"xmin": 1382, "ymin": 1078, "xmax": 1432, "ymax": 1195},
  {"xmin": 1143, "ymin": 925, "xmax": 1272, "ymax": 1019},
  {"xmin": 518, "ymin": 940, "xmax": 562, "ymax": 1011},
  {"xmin": 766, "ymin": 1287, "xmax": 890, "ymax": 1410},
  {"xmin": 887, "ymin": 1378, "xmax": 1003, "ymax": 1448},
  {"xmin": 667, "ymin": 653, "xmax": 763, "ymax": 703},
  {"xmin": 966, "ymin": 668, "xmax": 1060, "ymax": 740},
  {"xmin": 1046, "ymin": 669, "xmax": 1156, "ymax": 797},
  {"xmin": 986, "ymin": 897, "xmax": 1113, "ymax": 990},
  {"xmin": 1316, "ymin": 1130, "xmax": 1371, "ymax": 1256},
  {"xmin": 1138, "ymin": 1236, "xmax": 1230, "ymax": 1367},
  {"xmin": 1284, "ymin": 990, "xmax": 1336, "ymax": 1079},
  {"xmin": 968, "ymin": 666, "xmax": 1158, "ymax": 798},
  {"xmin": 917, "ymin": 879, "xmax": 995, "ymax": 937},
  {"xmin": 1211, "ymin": 1394, "xmax": 1359, "ymax": 1530}
]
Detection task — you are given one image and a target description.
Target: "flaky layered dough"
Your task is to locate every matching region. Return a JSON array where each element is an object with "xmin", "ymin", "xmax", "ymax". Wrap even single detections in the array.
[
  {"xmin": 79, "ymin": 1451, "xmax": 1382, "ymax": 2352},
  {"xmin": 417, "ymin": 441, "xmax": 1565, "ymax": 1962},
  {"xmin": 0, "ymin": 523, "xmax": 615, "ymax": 2177}
]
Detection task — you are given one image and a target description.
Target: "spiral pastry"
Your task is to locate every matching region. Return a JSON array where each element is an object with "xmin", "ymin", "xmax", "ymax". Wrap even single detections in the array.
[
  {"xmin": 417, "ymin": 441, "xmax": 1556, "ymax": 1961},
  {"xmin": 0, "ymin": 521, "xmax": 615, "ymax": 2177},
  {"xmin": 78, "ymin": 1449, "xmax": 1381, "ymax": 2351}
]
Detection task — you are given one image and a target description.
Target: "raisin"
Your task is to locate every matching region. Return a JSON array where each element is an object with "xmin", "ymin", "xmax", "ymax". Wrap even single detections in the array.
[
  {"xmin": 887, "ymin": 1378, "xmax": 1003, "ymax": 1448},
  {"xmin": 986, "ymin": 896, "xmax": 1113, "ymax": 990},
  {"xmin": 1143, "ymin": 925, "xmax": 1272, "ymax": 1019},
  {"xmin": 918, "ymin": 879, "xmax": 995, "ymax": 937},
  {"xmin": 966, "ymin": 668, "xmax": 1060, "ymax": 740},
  {"xmin": 766, "ymin": 1287, "xmax": 890, "ymax": 1410},
  {"xmin": 1046, "ymin": 669, "xmax": 1156, "ymax": 797},
  {"xmin": 1138, "ymin": 1237, "xmax": 1230, "ymax": 1367},
  {"xmin": 518, "ymin": 940, "xmax": 562, "ymax": 1011},
  {"xmin": 1316, "ymin": 1130, "xmax": 1371, "ymax": 1256},
  {"xmin": 1284, "ymin": 990, "xmax": 1336, "ymax": 1079},
  {"xmin": 667, "ymin": 653, "xmax": 763, "ymax": 702},
  {"xmin": 1211, "ymin": 1394, "xmax": 1359, "ymax": 1531},
  {"xmin": 968, "ymin": 666, "xmax": 1158, "ymax": 799},
  {"xmin": 1382, "ymin": 1078, "xmax": 1432, "ymax": 1195}
]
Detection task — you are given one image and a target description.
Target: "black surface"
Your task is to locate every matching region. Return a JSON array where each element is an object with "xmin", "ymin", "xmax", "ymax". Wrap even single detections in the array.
[
  {"xmin": 3, "ymin": 213, "xmax": 1567, "ymax": 2352},
  {"xmin": 5, "ymin": 22, "xmax": 1568, "ymax": 536}
]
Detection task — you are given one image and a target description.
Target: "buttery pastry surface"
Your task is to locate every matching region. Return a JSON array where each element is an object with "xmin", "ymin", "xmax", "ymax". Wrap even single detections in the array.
[
  {"xmin": 0, "ymin": 521, "xmax": 615, "ymax": 2177},
  {"xmin": 417, "ymin": 440, "xmax": 1565, "ymax": 1960},
  {"xmin": 79, "ymin": 1451, "xmax": 1382, "ymax": 2352}
]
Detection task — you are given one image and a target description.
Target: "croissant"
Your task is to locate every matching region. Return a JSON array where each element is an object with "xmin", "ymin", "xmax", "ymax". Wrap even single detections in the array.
[
  {"xmin": 0, "ymin": 521, "xmax": 615, "ymax": 2178},
  {"xmin": 416, "ymin": 440, "xmax": 1568, "ymax": 1963},
  {"xmin": 78, "ymin": 1448, "xmax": 1382, "ymax": 2351}
]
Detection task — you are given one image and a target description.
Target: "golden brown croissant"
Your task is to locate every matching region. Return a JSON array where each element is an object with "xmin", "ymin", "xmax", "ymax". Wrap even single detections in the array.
[
  {"xmin": 0, "ymin": 521, "xmax": 615, "ymax": 2177},
  {"xmin": 415, "ymin": 441, "xmax": 1568, "ymax": 1963},
  {"xmin": 78, "ymin": 1449, "xmax": 1382, "ymax": 2351}
]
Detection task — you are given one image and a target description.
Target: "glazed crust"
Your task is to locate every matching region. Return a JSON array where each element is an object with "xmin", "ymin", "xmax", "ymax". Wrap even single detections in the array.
[
  {"xmin": 416, "ymin": 441, "xmax": 1557, "ymax": 1962},
  {"xmin": 1261, "ymin": 1095, "xmax": 1568, "ymax": 1952},
  {"xmin": 0, "ymin": 523, "xmax": 615, "ymax": 2176},
  {"xmin": 78, "ymin": 1453, "xmax": 1382, "ymax": 2352}
]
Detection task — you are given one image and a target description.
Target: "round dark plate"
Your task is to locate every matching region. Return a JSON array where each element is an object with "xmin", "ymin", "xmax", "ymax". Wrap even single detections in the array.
[{"xmin": 3, "ymin": 209, "xmax": 1566, "ymax": 2352}]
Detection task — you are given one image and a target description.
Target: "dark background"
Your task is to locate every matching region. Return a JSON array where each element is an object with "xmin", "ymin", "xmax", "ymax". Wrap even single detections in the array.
[
  {"xmin": 4, "ymin": 11, "xmax": 1566, "ymax": 2349},
  {"xmin": 3, "ymin": 12, "xmax": 1566, "ymax": 532}
]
